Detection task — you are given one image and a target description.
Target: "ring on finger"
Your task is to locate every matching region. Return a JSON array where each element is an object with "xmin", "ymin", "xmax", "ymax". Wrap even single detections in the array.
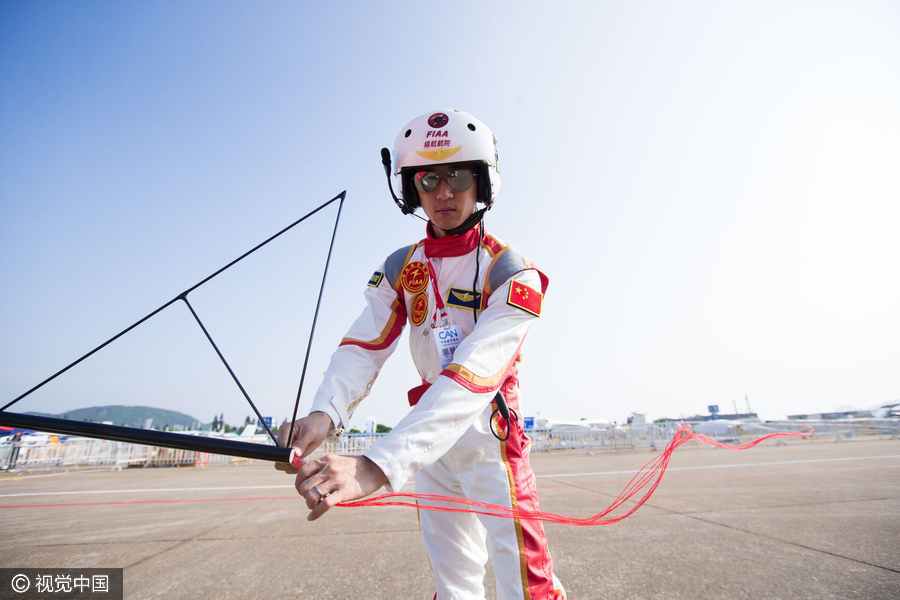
[{"xmin": 312, "ymin": 485, "xmax": 325, "ymax": 499}]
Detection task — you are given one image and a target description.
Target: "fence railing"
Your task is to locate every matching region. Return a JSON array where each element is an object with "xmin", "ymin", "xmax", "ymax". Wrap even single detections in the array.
[
  {"xmin": 0, "ymin": 438, "xmax": 240, "ymax": 473},
  {"xmin": 2, "ymin": 419, "xmax": 897, "ymax": 473}
]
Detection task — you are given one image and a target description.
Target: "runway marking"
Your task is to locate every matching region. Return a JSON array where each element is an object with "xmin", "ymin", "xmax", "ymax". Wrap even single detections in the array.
[
  {"xmin": 535, "ymin": 454, "xmax": 900, "ymax": 478},
  {"xmin": 0, "ymin": 485, "xmax": 294, "ymax": 499},
  {"xmin": 1, "ymin": 455, "xmax": 897, "ymax": 500},
  {"xmin": 1, "ymin": 460, "xmax": 897, "ymax": 509},
  {"xmin": 1, "ymin": 471, "xmax": 83, "ymax": 481},
  {"xmin": 0, "ymin": 497, "xmax": 296, "ymax": 509},
  {"xmin": 538, "ymin": 463, "xmax": 900, "ymax": 490}
]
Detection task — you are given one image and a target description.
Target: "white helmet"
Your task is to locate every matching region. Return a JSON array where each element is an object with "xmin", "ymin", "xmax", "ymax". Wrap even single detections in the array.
[{"xmin": 389, "ymin": 109, "xmax": 501, "ymax": 215}]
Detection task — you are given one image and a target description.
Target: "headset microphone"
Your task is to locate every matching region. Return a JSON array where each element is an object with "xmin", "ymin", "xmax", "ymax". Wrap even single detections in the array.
[
  {"xmin": 381, "ymin": 147, "xmax": 409, "ymax": 214},
  {"xmin": 380, "ymin": 147, "xmax": 392, "ymax": 176}
]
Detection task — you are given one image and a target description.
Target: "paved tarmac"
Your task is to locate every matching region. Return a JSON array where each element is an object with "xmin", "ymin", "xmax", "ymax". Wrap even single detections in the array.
[{"xmin": 1, "ymin": 436, "xmax": 898, "ymax": 599}]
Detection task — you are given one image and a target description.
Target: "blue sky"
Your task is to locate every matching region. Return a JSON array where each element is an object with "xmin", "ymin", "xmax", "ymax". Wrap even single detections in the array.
[{"xmin": 2, "ymin": 1, "xmax": 898, "ymax": 428}]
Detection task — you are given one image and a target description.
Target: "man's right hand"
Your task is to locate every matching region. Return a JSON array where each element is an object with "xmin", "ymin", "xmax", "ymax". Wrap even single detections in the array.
[{"xmin": 273, "ymin": 411, "xmax": 333, "ymax": 473}]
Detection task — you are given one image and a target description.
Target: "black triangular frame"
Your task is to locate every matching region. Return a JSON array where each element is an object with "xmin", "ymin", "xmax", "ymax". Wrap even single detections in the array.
[{"xmin": 0, "ymin": 191, "xmax": 346, "ymax": 463}]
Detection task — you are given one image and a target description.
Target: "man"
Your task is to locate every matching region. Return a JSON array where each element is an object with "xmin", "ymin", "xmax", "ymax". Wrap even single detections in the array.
[
  {"xmin": 277, "ymin": 110, "xmax": 565, "ymax": 600},
  {"xmin": 5, "ymin": 431, "xmax": 23, "ymax": 471}
]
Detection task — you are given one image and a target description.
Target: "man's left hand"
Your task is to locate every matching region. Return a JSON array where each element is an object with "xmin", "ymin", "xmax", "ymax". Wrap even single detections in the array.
[{"xmin": 296, "ymin": 454, "xmax": 387, "ymax": 521}]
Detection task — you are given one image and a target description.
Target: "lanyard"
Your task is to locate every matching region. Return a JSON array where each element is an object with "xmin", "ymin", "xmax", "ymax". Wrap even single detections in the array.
[
  {"xmin": 423, "ymin": 256, "xmax": 464, "ymax": 367},
  {"xmin": 424, "ymin": 257, "xmax": 449, "ymax": 332}
]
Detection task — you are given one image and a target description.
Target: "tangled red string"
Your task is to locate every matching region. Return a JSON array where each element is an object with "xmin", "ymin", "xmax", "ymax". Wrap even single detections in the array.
[{"xmin": 337, "ymin": 424, "xmax": 814, "ymax": 525}]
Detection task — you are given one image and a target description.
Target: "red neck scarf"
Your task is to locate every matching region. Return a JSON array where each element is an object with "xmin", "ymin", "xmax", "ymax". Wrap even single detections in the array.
[{"xmin": 423, "ymin": 223, "xmax": 482, "ymax": 258}]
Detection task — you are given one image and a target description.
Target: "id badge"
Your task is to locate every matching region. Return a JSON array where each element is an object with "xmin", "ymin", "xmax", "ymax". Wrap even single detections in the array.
[{"xmin": 434, "ymin": 324, "xmax": 463, "ymax": 369}]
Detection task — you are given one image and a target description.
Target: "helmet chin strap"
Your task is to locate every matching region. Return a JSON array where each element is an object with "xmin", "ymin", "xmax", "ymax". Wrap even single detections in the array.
[{"xmin": 436, "ymin": 206, "xmax": 489, "ymax": 236}]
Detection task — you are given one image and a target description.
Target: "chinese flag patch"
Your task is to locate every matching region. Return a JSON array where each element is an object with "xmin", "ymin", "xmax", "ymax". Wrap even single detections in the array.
[{"xmin": 507, "ymin": 279, "xmax": 542, "ymax": 317}]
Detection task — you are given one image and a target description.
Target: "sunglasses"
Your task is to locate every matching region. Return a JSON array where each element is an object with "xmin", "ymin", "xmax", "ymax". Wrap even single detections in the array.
[{"xmin": 412, "ymin": 169, "xmax": 477, "ymax": 194}]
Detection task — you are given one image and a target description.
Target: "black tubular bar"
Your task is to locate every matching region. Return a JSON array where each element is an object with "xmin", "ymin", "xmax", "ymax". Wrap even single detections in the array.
[
  {"xmin": 2, "ymin": 191, "xmax": 345, "ymax": 413},
  {"xmin": 0, "ymin": 413, "xmax": 292, "ymax": 463},
  {"xmin": 288, "ymin": 193, "xmax": 345, "ymax": 447},
  {"xmin": 179, "ymin": 294, "xmax": 278, "ymax": 444}
]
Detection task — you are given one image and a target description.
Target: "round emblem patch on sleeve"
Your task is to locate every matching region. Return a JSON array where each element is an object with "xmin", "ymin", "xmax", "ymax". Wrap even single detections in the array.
[
  {"xmin": 400, "ymin": 261, "xmax": 429, "ymax": 294},
  {"xmin": 411, "ymin": 292, "xmax": 429, "ymax": 326}
]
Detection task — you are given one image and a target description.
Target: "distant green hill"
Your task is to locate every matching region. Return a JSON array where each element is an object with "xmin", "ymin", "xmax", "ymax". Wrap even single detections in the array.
[{"xmin": 25, "ymin": 406, "xmax": 206, "ymax": 430}]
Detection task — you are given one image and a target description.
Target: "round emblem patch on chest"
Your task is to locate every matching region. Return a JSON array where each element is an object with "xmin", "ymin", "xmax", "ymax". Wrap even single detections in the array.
[
  {"xmin": 411, "ymin": 292, "xmax": 429, "ymax": 326},
  {"xmin": 400, "ymin": 261, "xmax": 429, "ymax": 295}
]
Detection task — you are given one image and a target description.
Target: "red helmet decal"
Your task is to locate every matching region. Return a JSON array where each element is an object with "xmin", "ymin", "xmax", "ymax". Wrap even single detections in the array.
[{"xmin": 427, "ymin": 113, "xmax": 449, "ymax": 128}]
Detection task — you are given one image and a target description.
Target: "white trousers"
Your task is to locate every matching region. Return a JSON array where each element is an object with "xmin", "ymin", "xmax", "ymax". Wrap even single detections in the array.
[{"xmin": 415, "ymin": 401, "xmax": 564, "ymax": 600}]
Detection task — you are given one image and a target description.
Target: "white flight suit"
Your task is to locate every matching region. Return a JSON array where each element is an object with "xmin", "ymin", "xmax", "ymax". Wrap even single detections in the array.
[{"xmin": 310, "ymin": 224, "xmax": 565, "ymax": 600}]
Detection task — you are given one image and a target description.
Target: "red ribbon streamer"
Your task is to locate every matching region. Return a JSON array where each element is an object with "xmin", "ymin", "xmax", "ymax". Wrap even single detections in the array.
[{"xmin": 337, "ymin": 424, "xmax": 815, "ymax": 525}]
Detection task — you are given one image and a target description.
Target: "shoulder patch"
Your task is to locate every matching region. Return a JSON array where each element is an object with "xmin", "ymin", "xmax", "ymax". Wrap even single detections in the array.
[
  {"xmin": 367, "ymin": 271, "xmax": 384, "ymax": 287},
  {"xmin": 384, "ymin": 244, "xmax": 417, "ymax": 290},
  {"xmin": 507, "ymin": 279, "xmax": 542, "ymax": 317},
  {"xmin": 489, "ymin": 247, "xmax": 529, "ymax": 293},
  {"xmin": 446, "ymin": 287, "xmax": 483, "ymax": 311}
]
